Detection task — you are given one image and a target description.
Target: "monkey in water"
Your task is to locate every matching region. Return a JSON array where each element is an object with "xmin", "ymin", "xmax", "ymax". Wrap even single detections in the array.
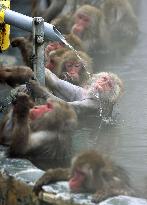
[
  {"xmin": 33, "ymin": 150, "xmax": 137, "ymax": 203},
  {"xmin": 0, "ymin": 88, "xmax": 77, "ymax": 170}
]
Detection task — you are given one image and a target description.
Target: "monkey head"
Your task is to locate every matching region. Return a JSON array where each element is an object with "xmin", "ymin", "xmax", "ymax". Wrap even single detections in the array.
[
  {"xmin": 87, "ymin": 72, "xmax": 123, "ymax": 103},
  {"xmin": 59, "ymin": 50, "xmax": 93, "ymax": 86},
  {"xmin": 71, "ymin": 5, "xmax": 104, "ymax": 40},
  {"xmin": 69, "ymin": 150, "xmax": 106, "ymax": 193},
  {"xmin": 29, "ymin": 103, "xmax": 53, "ymax": 120},
  {"xmin": 45, "ymin": 34, "xmax": 84, "ymax": 75},
  {"xmin": 45, "ymin": 47, "xmax": 65, "ymax": 75},
  {"xmin": 30, "ymin": 99, "xmax": 77, "ymax": 132}
]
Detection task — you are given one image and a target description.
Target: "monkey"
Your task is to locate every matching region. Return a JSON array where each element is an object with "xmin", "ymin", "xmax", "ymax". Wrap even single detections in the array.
[
  {"xmin": 57, "ymin": 50, "xmax": 93, "ymax": 86},
  {"xmin": 33, "ymin": 150, "xmax": 137, "ymax": 203},
  {"xmin": 11, "ymin": 33, "xmax": 84, "ymax": 75},
  {"xmin": 45, "ymin": 33, "xmax": 85, "ymax": 76},
  {"xmin": 52, "ymin": 5, "xmax": 109, "ymax": 57},
  {"xmin": 45, "ymin": 49, "xmax": 93, "ymax": 86},
  {"xmin": 0, "ymin": 90, "xmax": 77, "ymax": 170},
  {"xmin": 0, "ymin": 65, "xmax": 34, "ymax": 87},
  {"xmin": 101, "ymin": 0, "xmax": 138, "ymax": 49},
  {"xmin": 45, "ymin": 33, "xmax": 84, "ymax": 60},
  {"xmin": 11, "ymin": 36, "xmax": 33, "ymax": 69},
  {"xmin": 45, "ymin": 68, "xmax": 123, "ymax": 119}
]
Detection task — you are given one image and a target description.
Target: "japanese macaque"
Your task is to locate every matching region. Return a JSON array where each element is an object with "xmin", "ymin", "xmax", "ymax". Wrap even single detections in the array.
[
  {"xmin": 46, "ymin": 49, "xmax": 93, "ymax": 86},
  {"xmin": 0, "ymin": 65, "xmax": 34, "ymax": 87},
  {"xmin": 45, "ymin": 33, "xmax": 84, "ymax": 60},
  {"xmin": 11, "ymin": 37, "xmax": 33, "ymax": 69},
  {"xmin": 101, "ymin": 0, "xmax": 138, "ymax": 46},
  {"xmin": 0, "ymin": 90, "xmax": 77, "ymax": 170},
  {"xmin": 58, "ymin": 50, "xmax": 93, "ymax": 86},
  {"xmin": 33, "ymin": 150, "xmax": 136, "ymax": 203},
  {"xmin": 54, "ymin": 5, "xmax": 109, "ymax": 56},
  {"xmin": 45, "ymin": 33, "xmax": 84, "ymax": 74},
  {"xmin": 52, "ymin": 5, "xmax": 109, "ymax": 52},
  {"xmin": 45, "ymin": 68, "xmax": 123, "ymax": 118}
]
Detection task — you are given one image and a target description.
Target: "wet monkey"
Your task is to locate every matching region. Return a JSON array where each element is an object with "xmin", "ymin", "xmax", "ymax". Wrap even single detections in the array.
[
  {"xmin": 0, "ymin": 85, "xmax": 77, "ymax": 170},
  {"xmin": 58, "ymin": 50, "xmax": 93, "ymax": 86},
  {"xmin": 45, "ymin": 69, "xmax": 123, "ymax": 119},
  {"xmin": 45, "ymin": 33, "xmax": 84, "ymax": 76},
  {"xmin": 34, "ymin": 150, "xmax": 136, "ymax": 203},
  {"xmin": 45, "ymin": 48, "xmax": 93, "ymax": 86}
]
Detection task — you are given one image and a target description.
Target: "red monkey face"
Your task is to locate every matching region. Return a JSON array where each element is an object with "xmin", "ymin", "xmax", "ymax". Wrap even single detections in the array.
[
  {"xmin": 72, "ymin": 13, "xmax": 90, "ymax": 37},
  {"xmin": 65, "ymin": 61, "xmax": 81, "ymax": 79},
  {"xmin": 29, "ymin": 103, "xmax": 53, "ymax": 120},
  {"xmin": 69, "ymin": 168, "xmax": 86, "ymax": 192}
]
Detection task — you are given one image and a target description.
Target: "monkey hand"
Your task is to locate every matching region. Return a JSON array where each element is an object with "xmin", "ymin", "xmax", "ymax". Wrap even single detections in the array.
[
  {"xmin": 33, "ymin": 182, "xmax": 44, "ymax": 196},
  {"xmin": 60, "ymin": 72, "xmax": 73, "ymax": 82},
  {"xmin": 92, "ymin": 191, "xmax": 110, "ymax": 203},
  {"xmin": 11, "ymin": 92, "xmax": 34, "ymax": 113},
  {"xmin": 33, "ymin": 170, "xmax": 54, "ymax": 195},
  {"xmin": 26, "ymin": 80, "xmax": 50, "ymax": 100}
]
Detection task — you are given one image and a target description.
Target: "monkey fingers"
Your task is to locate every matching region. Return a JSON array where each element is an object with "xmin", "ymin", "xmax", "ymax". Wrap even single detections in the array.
[
  {"xmin": 33, "ymin": 169, "xmax": 59, "ymax": 195},
  {"xmin": 92, "ymin": 190, "xmax": 112, "ymax": 203},
  {"xmin": 26, "ymin": 80, "xmax": 50, "ymax": 100}
]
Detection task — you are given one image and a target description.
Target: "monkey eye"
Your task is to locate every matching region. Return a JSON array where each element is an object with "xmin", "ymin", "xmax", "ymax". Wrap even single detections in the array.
[
  {"xmin": 66, "ymin": 62, "xmax": 73, "ymax": 68},
  {"xmin": 77, "ymin": 14, "xmax": 89, "ymax": 23},
  {"xmin": 76, "ymin": 168, "xmax": 85, "ymax": 176},
  {"xmin": 75, "ymin": 63, "xmax": 81, "ymax": 68}
]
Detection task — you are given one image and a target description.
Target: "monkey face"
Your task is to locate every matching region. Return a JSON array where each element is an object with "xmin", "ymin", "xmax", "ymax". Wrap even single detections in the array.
[
  {"xmin": 61, "ymin": 61, "xmax": 82, "ymax": 85},
  {"xmin": 69, "ymin": 158, "xmax": 96, "ymax": 193},
  {"xmin": 29, "ymin": 103, "xmax": 53, "ymax": 120},
  {"xmin": 72, "ymin": 12, "xmax": 90, "ymax": 38}
]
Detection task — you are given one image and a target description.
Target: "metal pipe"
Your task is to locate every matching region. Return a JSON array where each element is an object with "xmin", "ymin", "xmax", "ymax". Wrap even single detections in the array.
[
  {"xmin": 32, "ymin": 17, "xmax": 45, "ymax": 86},
  {"xmin": 4, "ymin": 8, "xmax": 65, "ymax": 43}
]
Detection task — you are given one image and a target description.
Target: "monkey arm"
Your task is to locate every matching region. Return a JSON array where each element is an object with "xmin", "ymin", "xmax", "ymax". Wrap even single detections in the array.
[
  {"xmin": 69, "ymin": 98, "xmax": 98, "ymax": 115},
  {"xmin": 33, "ymin": 168, "xmax": 70, "ymax": 195},
  {"xmin": 43, "ymin": 0, "xmax": 67, "ymax": 22},
  {"xmin": 8, "ymin": 93, "xmax": 34, "ymax": 156},
  {"xmin": 0, "ymin": 66, "xmax": 34, "ymax": 87},
  {"xmin": 45, "ymin": 68, "xmax": 84, "ymax": 101}
]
